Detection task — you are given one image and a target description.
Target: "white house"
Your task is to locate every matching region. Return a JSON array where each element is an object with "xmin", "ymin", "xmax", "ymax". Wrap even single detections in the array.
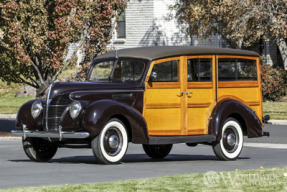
[{"xmin": 108, "ymin": 0, "xmax": 282, "ymax": 67}]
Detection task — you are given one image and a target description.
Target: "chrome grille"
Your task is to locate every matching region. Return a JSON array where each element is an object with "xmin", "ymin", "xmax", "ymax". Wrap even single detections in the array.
[{"xmin": 44, "ymin": 94, "xmax": 72, "ymax": 132}]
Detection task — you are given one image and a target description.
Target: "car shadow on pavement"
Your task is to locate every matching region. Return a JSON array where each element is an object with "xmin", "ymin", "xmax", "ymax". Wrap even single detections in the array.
[{"xmin": 9, "ymin": 154, "xmax": 250, "ymax": 165}]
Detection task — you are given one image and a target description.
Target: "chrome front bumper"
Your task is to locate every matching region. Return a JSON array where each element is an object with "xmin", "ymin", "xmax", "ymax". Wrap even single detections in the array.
[{"xmin": 11, "ymin": 125, "xmax": 90, "ymax": 140}]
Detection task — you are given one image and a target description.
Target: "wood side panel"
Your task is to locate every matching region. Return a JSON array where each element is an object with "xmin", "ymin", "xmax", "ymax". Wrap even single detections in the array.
[
  {"xmin": 187, "ymin": 82, "xmax": 213, "ymax": 88},
  {"xmin": 181, "ymin": 56, "xmax": 188, "ymax": 135},
  {"xmin": 148, "ymin": 130, "xmax": 182, "ymax": 136},
  {"xmin": 187, "ymin": 129, "xmax": 205, "ymax": 135},
  {"xmin": 217, "ymin": 87, "xmax": 259, "ymax": 101},
  {"xmin": 144, "ymin": 57, "xmax": 183, "ymax": 136},
  {"xmin": 146, "ymin": 82, "xmax": 180, "ymax": 89},
  {"xmin": 145, "ymin": 103, "xmax": 181, "ymax": 109},
  {"xmin": 256, "ymin": 57, "xmax": 263, "ymax": 122},
  {"xmin": 246, "ymin": 101, "xmax": 260, "ymax": 106},
  {"xmin": 186, "ymin": 55, "xmax": 215, "ymax": 135},
  {"xmin": 188, "ymin": 103, "xmax": 211, "ymax": 108},
  {"xmin": 218, "ymin": 81, "xmax": 258, "ymax": 88}
]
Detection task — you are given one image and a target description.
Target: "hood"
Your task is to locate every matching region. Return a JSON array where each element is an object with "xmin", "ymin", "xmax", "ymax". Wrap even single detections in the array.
[{"xmin": 48, "ymin": 81, "xmax": 143, "ymax": 99}]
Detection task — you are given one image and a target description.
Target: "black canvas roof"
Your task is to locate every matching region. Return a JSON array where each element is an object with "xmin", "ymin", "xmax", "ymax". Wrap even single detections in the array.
[{"xmin": 97, "ymin": 46, "xmax": 259, "ymax": 61}]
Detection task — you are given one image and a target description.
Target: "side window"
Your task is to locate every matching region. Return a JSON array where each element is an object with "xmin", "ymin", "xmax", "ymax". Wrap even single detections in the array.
[
  {"xmin": 218, "ymin": 58, "xmax": 236, "ymax": 81},
  {"xmin": 151, "ymin": 60, "xmax": 179, "ymax": 82},
  {"xmin": 218, "ymin": 58, "xmax": 257, "ymax": 81},
  {"xmin": 187, "ymin": 58, "xmax": 212, "ymax": 82},
  {"xmin": 113, "ymin": 60, "xmax": 145, "ymax": 81},
  {"xmin": 237, "ymin": 59, "xmax": 257, "ymax": 80}
]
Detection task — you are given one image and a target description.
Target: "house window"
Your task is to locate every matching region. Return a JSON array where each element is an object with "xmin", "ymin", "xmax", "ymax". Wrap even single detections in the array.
[{"xmin": 117, "ymin": 12, "xmax": 126, "ymax": 38}]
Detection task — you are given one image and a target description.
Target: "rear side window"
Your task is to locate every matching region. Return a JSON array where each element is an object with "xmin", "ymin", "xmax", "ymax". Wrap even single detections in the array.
[
  {"xmin": 237, "ymin": 59, "xmax": 257, "ymax": 80},
  {"xmin": 151, "ymin": 60, "xmax": 179, "ymax": 82},
  {"xmin": 218, "ymin": 58, "xmax": 257, "ymax": 81},
  {"xmin": 187, "ymin": 58, "xmax": 212, "ymax": 82}
]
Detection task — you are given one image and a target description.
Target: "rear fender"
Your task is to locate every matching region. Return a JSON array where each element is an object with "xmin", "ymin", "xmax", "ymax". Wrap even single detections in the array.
[{"xmin": 208, "ymin": 100, "xmax": 262, "ymax": 141}]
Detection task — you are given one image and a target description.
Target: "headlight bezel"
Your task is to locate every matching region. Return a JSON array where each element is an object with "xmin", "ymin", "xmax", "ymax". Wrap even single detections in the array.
[
  {"xmin": 31, "ymin": 101, "xmax": 43, "ymax": 119},
  {"xmin": 69, "ymin": 101, "xmax": 82, "ymax": 119}
]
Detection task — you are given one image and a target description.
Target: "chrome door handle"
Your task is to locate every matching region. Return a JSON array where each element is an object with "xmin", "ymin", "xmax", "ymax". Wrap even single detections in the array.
[
  {"xmin": 177, "ymin": 92, "xmax": 184, "ymax": 97},
  {"xmin": 186, "ymin": 91, "xmax": 192, "ymax": 98},
  {"xmin": 186, "ymin": 92, "xmax": 193, "ymax": 95}
]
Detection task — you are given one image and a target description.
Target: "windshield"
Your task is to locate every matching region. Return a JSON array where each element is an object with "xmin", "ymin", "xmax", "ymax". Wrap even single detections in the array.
[{"xmin": 89, "ymin": 59, "xmax": 145, "ymax": 82}]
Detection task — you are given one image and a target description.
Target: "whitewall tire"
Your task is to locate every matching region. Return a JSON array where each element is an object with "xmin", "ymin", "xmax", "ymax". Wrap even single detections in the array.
[
  {"xmin": 91, "ymin": 118, "xmax": 128, "ymax": 164},
  {"xmin": 212, "ymin": 118, "xmax": 244, "ymax": 160}
]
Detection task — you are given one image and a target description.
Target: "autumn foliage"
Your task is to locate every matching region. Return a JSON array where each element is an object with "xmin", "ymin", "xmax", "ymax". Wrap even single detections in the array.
[
  {"xmin": 172, "ymin": 0, "xmax": 287, "ymax": 70},
  {"xmin": 0, "ymin": 0, "xmax": 127, "ymax": 97}
]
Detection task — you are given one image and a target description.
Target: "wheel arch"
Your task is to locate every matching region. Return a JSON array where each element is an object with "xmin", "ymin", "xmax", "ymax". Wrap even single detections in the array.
[
  {"xmin": 227, "ymin": 113, "xmax": 247, "ymax": 136},
  {"xmin": 109, "ymin": 114, "xmax": 132, "ymax": 142}
]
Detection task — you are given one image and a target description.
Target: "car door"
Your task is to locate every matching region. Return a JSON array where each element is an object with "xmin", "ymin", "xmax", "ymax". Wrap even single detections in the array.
[
  {"xmin": 185, "ymin": 55, "xmax": 216, "ymax": 135},
  {"xmin": 143, "ymin": 57, "xmax": 185, "ymax": 136}
]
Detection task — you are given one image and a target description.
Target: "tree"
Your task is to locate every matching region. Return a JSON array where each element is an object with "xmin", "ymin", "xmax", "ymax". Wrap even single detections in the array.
[
  {"xmin": 172, "ymin": 0, "xmax": 287, "ymax": 69},
  {"xmin": 0, "ymin": 0, "xmax": 128, "ymax": 97}
]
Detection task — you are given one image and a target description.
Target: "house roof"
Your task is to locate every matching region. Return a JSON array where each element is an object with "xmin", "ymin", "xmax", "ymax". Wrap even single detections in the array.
[{"xmin": 96, "ymin": 46, "xmax": 259, "ymax": 61}]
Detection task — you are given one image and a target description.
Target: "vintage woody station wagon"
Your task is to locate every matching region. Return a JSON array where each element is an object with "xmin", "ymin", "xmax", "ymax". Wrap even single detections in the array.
[{"xmin": 12, "ymin": 46, "xmax": 270, "ymax": 164}]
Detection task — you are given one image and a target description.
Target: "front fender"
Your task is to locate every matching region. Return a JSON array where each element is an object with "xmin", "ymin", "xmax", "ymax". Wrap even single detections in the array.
[
  {"xmin": 82, "ymin": 99, "xmax": 149, "ymax": 144},
  {"xmin": 16, "ymin": 99, "xmax": 45, "ymax": 130},
  {"xmin": 208, "ymin": 100, "xmax": 262, "ymax": 141}
]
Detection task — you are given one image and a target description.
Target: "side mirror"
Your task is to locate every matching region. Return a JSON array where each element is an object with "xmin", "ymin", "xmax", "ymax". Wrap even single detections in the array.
[{"xmin": 149, "ymin": 72, "xmax": 157, "ymax": 82}]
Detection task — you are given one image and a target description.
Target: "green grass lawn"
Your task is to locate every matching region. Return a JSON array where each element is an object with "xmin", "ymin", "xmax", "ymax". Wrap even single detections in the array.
[
  {"xmin": 263, "ymin": 101, "xmax": 287, "ymax": 120},
  {"xmin": 2, "ymin": 167, "xmax": 287, "ymax": 192},
  {"xmin": 0, "ymin": 90, "xmax": 34, "ymax": 114}
]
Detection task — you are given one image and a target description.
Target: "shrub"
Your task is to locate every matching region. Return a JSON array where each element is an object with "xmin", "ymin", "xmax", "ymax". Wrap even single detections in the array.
[{"xmin": 261, "ymin": 64, "xmax": 286, "ymax": 101}]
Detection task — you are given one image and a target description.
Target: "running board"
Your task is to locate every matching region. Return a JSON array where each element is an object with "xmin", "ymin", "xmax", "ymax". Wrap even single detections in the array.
[{"xmin": 149, "ymin": 135, "xmax": 216, "ymax": 145}]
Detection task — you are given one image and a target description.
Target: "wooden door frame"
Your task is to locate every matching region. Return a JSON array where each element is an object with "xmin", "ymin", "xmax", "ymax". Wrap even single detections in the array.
[{"xmin": 143, "ymin": 57, "xmax": 184, "ymax": 135}]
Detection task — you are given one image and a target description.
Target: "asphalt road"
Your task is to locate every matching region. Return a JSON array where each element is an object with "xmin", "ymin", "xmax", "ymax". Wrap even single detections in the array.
[
  {"xmin": 0, "ymin": 118, "xmax": 15, "ymax": 132},
  {"xmin": 0, "ymin": 125, "xmax": 286, "ymax": 189}
]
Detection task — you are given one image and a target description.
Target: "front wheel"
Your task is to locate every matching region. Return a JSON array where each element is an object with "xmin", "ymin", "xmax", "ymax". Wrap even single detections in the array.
[
  {"xmin": 143, "ymin": 144, "xmax": 173, "ymax": 159},
  {"xmin": 91, "ymin": 118, "xmax": 128, "ymax": 164},
  {"xmin": 212, "ymin": 118, "xmax": 244, "ymax": 161},
  {"xmin": 23, "ymin": 137, "xmax": 58, "ymax": 162}
]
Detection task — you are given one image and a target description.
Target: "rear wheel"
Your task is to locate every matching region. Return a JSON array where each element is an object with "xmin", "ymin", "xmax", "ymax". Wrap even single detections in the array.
[
  {"xmin": 143, "ymin": 144, "xmax": 173, "ymax": 159},
  {"xmin": 91, "ymin": 118, "xmax": 128, "ymax": 164},
  {"xmin": 22, "ymin": 137, "xmax": 58, "ymax": 162},
  {"xmin": 212, "ymin": 118, "xmax": 244, "ymax": 160}
]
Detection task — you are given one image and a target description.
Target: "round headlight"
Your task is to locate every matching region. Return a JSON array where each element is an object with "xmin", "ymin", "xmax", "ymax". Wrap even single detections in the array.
[
  {"xmin": 69, "ymin": 101, "xmax": 82, "ymax": 119},
  {"xmin": 31, "ymin": 101, "xmax": 43, "ymax": 119}
]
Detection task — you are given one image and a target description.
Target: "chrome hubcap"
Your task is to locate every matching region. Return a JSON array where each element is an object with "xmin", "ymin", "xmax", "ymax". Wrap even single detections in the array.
[
  {"xmin": 103, "ymin": 127, "xmax": 123, "ymax": 156},
  {"xmin": 108, "ymin": 135, "xmax": 119, "ymax": 149},
  {"xmin": 227, "ymin": 133, "xmax": 236, "ymax": 146},
  {"xmin": 223, "ymin": 126, "xmax": 239, "ymax": 153}
]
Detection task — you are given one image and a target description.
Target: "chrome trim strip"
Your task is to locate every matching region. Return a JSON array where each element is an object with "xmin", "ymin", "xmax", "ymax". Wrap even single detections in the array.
[
  {"xmin": 45, "ymin": 83, "xmax": 53, "ymax": 132},
  {"xmin": 11, "ymin": 130, "xmax": 90, "ymax": 139},
  {"xmin": 70, "ymin": 89, "xmax": 144, "ymax": 96},
  {"xmin": 49, "ymin": 104, "xmax": 70, "ymax": 107}
]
